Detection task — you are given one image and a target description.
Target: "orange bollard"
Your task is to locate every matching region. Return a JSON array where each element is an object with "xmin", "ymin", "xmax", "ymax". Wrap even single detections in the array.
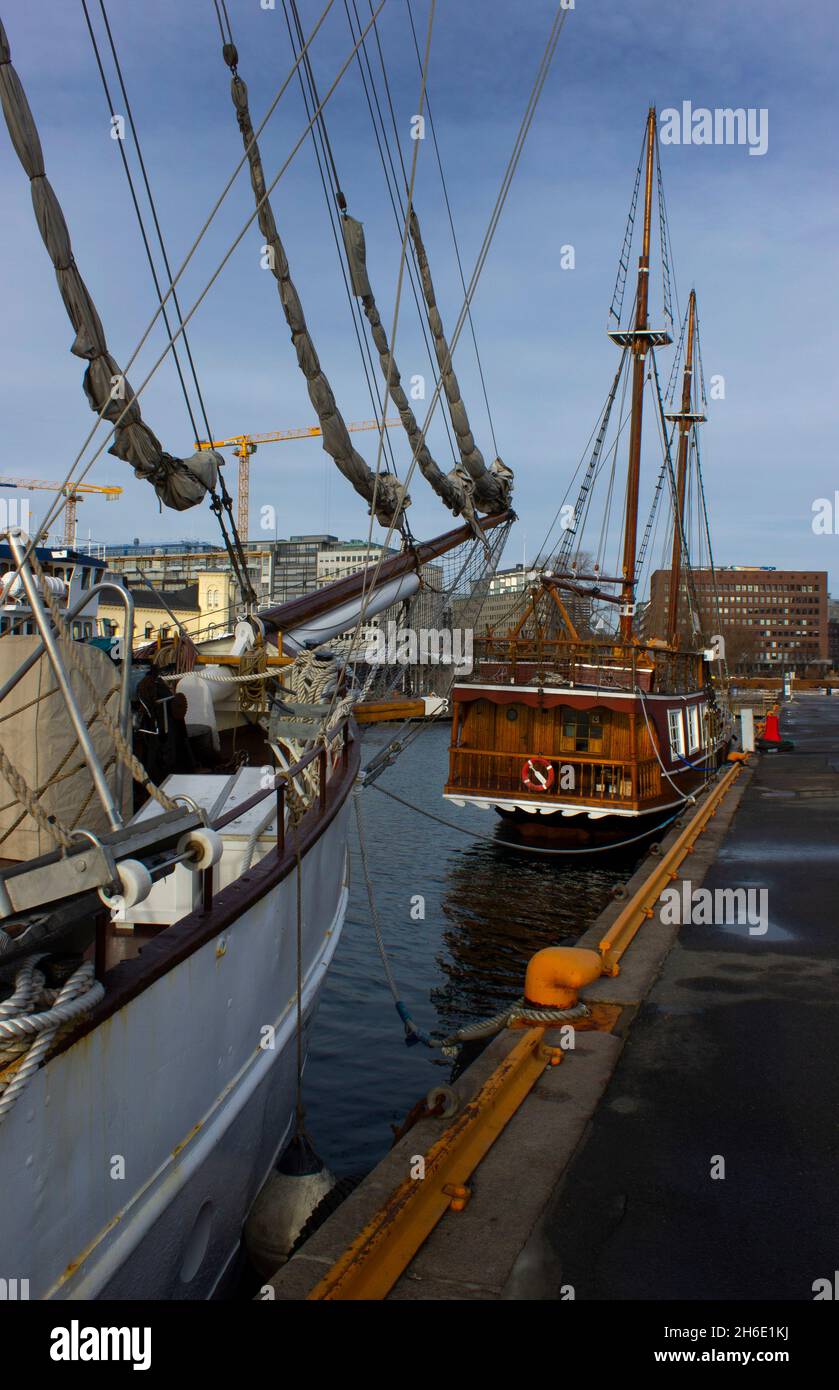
[{"xmin": 524, "ymin": 946, "xmax": 603, "ymax": 1009}]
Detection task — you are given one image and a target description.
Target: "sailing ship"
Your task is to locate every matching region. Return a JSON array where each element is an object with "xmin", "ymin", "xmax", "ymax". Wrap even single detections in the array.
[
  {"xmin": 445, "ymin": 108, "xmax": 734, "ymax": 845},
  {"xmin": 0, "ymin": 4, "xmax": 519, "ymax": 1299}
]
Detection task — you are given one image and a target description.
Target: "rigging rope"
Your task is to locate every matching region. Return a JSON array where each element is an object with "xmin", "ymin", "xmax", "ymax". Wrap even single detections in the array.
[
  {"xmin": 608, "ymin": 125, "xmax": 645, "ymax": 326},
  {"xmin": 82, "ymin": 0, "xmax": 255, "ymax": 605},
  {"xmin": 342, "ymin": 0, "xmax": 458, "ymax": 467},
  {"xmin": 367, "ymin": 780, "xmax": 683, "ymax": 856},
  {"xmin": 280, "ymin": 0, "xmax": 401, "ymax": 483},
  {"xmin": 6, "ymin": 0, "xmax": 347, "ymax": 561},
  {"xmin": 216, "ymin": 4, "xmax": 407, "ymax": 527},
  {"xmin": 404, "ymin": 0, "xmax": 500, "ymax": 457},
  {"xmin": 319, "ymin": 0, "xmax": 571, "ymax": 730}
]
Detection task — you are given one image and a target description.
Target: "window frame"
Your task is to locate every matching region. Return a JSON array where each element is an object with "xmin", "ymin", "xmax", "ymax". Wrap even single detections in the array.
[{"xmin": 667, "ymin": 708, "xmax": 686, "ymax": 759}]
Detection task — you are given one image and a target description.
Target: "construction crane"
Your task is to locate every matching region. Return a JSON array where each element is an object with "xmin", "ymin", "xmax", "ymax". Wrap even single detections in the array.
[
  {"xmin": 0, "ymin": 478, "xmax": 123, "ymax": 545},
  {"xmin": 196, "ymin": 418, "xmax": 401, "ymax": 538}
]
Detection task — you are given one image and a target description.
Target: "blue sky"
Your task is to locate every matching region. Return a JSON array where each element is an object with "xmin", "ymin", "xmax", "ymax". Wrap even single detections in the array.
[{"xmin": 1, "ymin": 0, "xmax": 837, "ymax": 590}]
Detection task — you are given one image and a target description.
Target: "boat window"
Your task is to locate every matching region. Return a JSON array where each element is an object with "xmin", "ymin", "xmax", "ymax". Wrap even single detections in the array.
[
  {"xmin": 687, "ymin": 705, "xmax": 701, "ymax": 753},
  {"xmin": 72, "ymin": 621, "xmax": 82, "ymax": 640},
  {"xmin": 80, "ymin": 567, "xmax": 92, "ymax": 590},
  {"xmin": 0, "ymin": 618, "xmax": 9, "ymax": 633},
  {"xmin": 562, "ymin": 707, "xmax": 603, "ymax": 753},
  {"xmin": 83, "ymin": 621, "xmax": 93, "ymax": 639},
  {"xmin": 23, "ymin": 620, "xmax": 35, "ymax": 635},
  {"xmin": 668, "ymin": 708, "xmax": 686, "ymax": 758}
]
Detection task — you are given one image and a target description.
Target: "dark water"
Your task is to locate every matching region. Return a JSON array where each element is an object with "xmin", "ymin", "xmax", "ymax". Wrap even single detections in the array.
[{"xmin": 304, "ymin": 723, "xmax": 643, "ymax": 1175}]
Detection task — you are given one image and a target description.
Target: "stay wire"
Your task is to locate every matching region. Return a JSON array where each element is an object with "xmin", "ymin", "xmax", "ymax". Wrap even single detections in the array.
[
  {"xmin": 80, "ymin": 0, "xmax": 201, "ymax": 443},
  {"xmin": 16, "ymin": 0, "xmax": 346, "ymax": 559},
  {"xmin": 323, "ymin": 1, "xmax": 572, "ymax": 729},
  {"xmin": 343, "ymin": 0, "xmax": 458, "ymax": 465},
  {"xmin": 97, "ymin": 0, "xmax": 215, "ymax": 444},
  {"xmin": 82, "ymin": 0, "xmax": 253, "ymax": 601},
  {"xmin": 404, "ymin": 0, "xmax": 499, "ymax": 456},
  {"xmin": 281, "ymin": 0, "xmax": 400, "ymax": 480}
]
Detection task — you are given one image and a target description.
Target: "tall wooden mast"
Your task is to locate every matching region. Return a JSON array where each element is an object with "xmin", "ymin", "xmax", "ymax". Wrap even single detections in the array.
[
  {"xmin": 618, "ymin": 107, "xmax": 657, "ymax": 641},
  {"xmin": 666, "ymin": 289, "xmax": 697, "ymax": 645}
]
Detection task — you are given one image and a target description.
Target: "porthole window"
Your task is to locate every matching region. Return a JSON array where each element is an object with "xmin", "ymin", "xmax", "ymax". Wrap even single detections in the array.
[{"xmin": 505, "ymin": 706, "xmax": 519, "ymax": 722}]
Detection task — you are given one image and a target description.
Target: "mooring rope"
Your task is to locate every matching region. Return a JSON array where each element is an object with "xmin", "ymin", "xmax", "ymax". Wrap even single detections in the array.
[
  {"xmin": 366, "ymin": 782, "xmax": 682, "ymax": 857},
  {"xmin": 0, "ymin": 958, "xmax": 104, "ymax": 1126}
]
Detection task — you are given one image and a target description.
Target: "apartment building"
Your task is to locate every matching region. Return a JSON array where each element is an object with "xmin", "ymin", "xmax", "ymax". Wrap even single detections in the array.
[{"xmin": 645, "ymin": 566, "xmax": 828, "ymax": 672}]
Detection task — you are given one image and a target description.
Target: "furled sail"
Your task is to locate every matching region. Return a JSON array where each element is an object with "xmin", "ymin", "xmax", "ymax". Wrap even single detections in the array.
[
  {"xmin": 0, "ymin": 20, "xmax": 220, "ymax": 512},
  {"xmin": 221, "ymin": 42, "xmax": 407, "ymax": 529},
  {"xmin": 341, "ymin": 215, "xmax": 477, "ymax": 526},
  {"xmin": 408, "ymin": 207, "xmax": 512, "ymax": 515}
]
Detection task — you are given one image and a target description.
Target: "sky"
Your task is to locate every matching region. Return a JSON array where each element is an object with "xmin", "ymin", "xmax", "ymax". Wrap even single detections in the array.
[{"xmin": 1, "ymin": 0, "xmax": 838, "ymax": 592}]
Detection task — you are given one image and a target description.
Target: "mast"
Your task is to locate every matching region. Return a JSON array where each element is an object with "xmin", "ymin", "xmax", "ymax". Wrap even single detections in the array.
[
  {"xmin": 666, "ymin": 289, "xmax": 697, "ymax": 645},
  {"xmin": 618, "ymin": 107, "xmax": 657, "ymax": 641}
]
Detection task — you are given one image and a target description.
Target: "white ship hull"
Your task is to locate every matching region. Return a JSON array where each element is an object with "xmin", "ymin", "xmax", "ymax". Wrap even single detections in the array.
[{"xmin": 0, "ymin": 777, "xmax": 353, "ymax": 1300}]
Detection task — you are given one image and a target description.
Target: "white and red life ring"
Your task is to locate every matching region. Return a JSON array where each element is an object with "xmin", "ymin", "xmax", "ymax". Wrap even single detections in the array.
[{"xmin": 521, "ymin": 757, "xmax": 555, "ymax": 793}]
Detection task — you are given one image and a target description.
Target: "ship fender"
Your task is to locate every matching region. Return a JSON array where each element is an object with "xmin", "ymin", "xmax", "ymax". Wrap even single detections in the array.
[{"xmin": 244, "ymin": 1134, "xmax": 337, "ymax": 1279}]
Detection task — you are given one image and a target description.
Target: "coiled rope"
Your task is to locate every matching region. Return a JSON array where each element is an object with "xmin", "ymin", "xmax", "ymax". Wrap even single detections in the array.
[{"xmin": 0, "ymin": 958, "xmax": 104, "ymax": 1126}]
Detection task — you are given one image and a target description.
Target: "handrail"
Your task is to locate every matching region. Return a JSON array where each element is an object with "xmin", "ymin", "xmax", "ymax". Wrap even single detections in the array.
[{"xmin": 210, "ymin": 715, "xmax": 352, "ymax": 832}]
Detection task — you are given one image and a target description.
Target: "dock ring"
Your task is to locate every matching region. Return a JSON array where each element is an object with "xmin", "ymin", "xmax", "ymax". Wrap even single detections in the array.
[{"xmin": 426, "ymin": 1084, "xmax": 460, "ymax": 1119}]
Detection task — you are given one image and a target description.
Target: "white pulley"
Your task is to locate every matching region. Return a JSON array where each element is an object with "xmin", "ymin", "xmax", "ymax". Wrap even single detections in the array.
[
  {"xmin": 98, "ymin": 857, "xmax": 153, "ymax": 911},
  {"xmin": 177, "ymin": 827, "xmax": 223, "ymax": 871}
]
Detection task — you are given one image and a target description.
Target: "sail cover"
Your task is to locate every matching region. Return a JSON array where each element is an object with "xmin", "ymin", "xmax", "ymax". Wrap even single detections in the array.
[
  {"xmin": 343, "ymin": 211, "xmax": 512, "ymax": 518},
  {"xmin": 222, "ymin": 43, "xmax": 406, "ymax": 528},
  {"xmin": 408, "ymin": 208, "xmax": 512, "ymax": 514},
  {"xmin": 0, "ymin": 19, "xmax": 220, "ymax": 512},
  {"xmin": 341, "ymin": 215, "xmax": 476, "ymax": 526}
]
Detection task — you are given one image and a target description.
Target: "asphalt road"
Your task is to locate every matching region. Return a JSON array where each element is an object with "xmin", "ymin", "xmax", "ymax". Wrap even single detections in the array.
[{"xmin": 545, "ymin": 694, "xmax": 839, "ymax": 1300}]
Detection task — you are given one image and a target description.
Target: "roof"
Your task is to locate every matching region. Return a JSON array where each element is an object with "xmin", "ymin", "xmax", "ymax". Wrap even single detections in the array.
[
  {"xmin": 122, "ymin": 582, "xmax": 200, "ymax": 613},
  {"xmin": 0, "ymin": 542, "xmax": 106, "ymax": 569}
]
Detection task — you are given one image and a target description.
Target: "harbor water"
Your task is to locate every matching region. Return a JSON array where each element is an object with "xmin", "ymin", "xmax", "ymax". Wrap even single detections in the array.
[{"xmin": 304, "ymin": 721, "xmax": 643, "ymax": 1176}]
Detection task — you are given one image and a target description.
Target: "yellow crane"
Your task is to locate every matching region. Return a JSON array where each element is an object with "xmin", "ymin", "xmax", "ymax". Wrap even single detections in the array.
[
  {"xmin": 0, "ymin": 477, "xmax": 123, "ymax": 545},
  {"xmin": 196, "ymin": 418, "xmax": 401, "ymax": 538}
]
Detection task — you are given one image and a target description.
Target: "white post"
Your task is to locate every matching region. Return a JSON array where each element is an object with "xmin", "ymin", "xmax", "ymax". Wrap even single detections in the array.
[{"xmin": 740, "ymin": 708, "xmax": 755, "ymax": 753}]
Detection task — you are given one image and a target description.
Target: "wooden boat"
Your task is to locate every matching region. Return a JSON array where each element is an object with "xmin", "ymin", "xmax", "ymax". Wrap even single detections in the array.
[{"xmin": 445, "ymin": 109, "xmax": 733, "ymax": 846}]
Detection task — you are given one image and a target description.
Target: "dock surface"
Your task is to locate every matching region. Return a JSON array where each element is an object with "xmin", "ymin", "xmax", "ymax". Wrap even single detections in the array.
[{"xmin": 547, "ymin": 693, "xmax": 839, "ymax": 1300}]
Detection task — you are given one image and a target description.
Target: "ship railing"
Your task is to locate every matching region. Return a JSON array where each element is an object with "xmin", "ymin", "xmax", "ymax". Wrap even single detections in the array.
[
  {"xmin": 212, "ymin": 715, "xmax": 353, "ymax": 863},
  {"xmin": 447, "ymin": 745, "xmax": 662, "ymax": 806},
  {"xmin": 464, "ymin": 636, "xmax": 702, "ymax": 693}
]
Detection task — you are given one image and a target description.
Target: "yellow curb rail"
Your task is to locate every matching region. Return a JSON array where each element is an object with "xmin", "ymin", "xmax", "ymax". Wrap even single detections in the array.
[
  {"xmin": 598, "ymin": 759, "xmax": 745, "ymax": 976},
  {"xmin": 306, "ymin": 1027, "xmax": 562, "ymax": 1300}
]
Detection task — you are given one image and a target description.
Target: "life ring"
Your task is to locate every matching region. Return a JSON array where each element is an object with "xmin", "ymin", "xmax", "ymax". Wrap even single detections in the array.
[{"xmin": 521, "ymin": 757, "xmax": 555, "ymax": 793}]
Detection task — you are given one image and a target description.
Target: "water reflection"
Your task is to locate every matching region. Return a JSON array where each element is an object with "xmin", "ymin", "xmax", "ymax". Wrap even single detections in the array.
[{"xmin": 304, "ymin": 723, "xmax": 642, "ymax": 1175}]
